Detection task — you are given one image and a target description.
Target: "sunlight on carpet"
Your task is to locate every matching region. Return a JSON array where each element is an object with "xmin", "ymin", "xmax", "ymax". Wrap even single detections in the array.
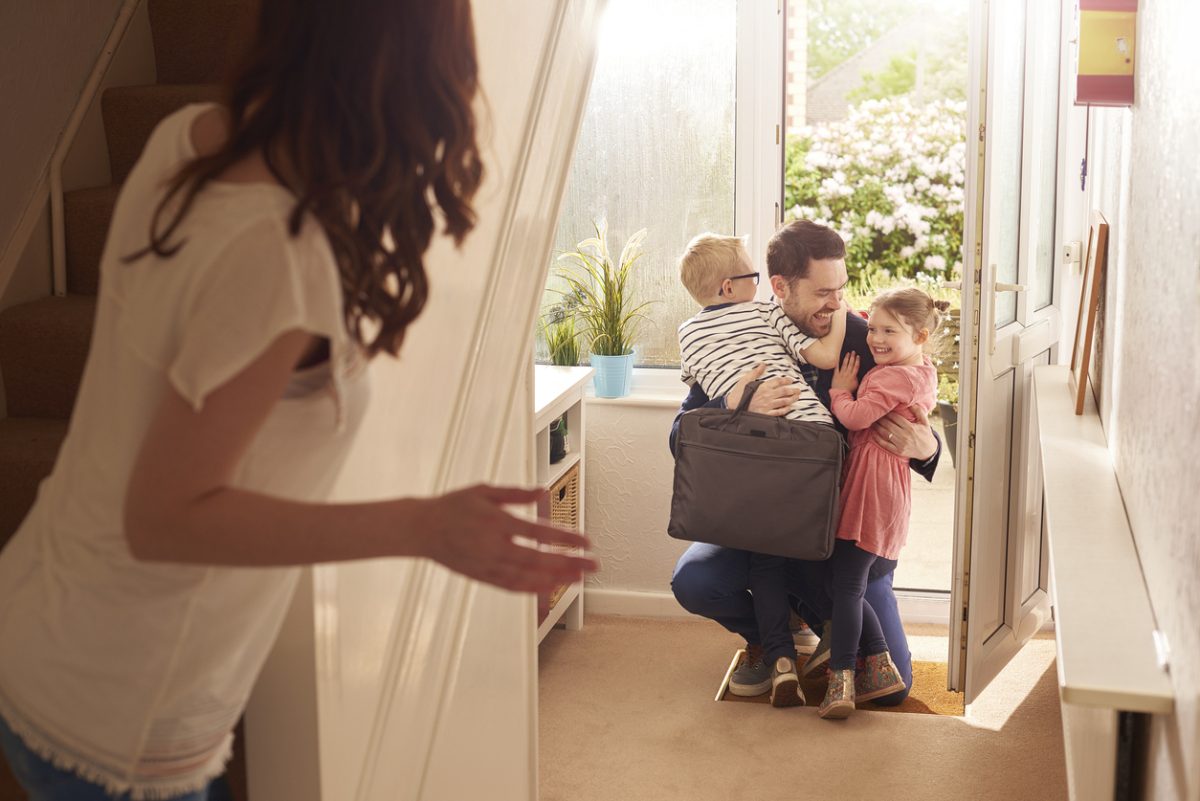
[{"xmin": 719, "ymin": 649, "xmax": 965, "ymax": 716}]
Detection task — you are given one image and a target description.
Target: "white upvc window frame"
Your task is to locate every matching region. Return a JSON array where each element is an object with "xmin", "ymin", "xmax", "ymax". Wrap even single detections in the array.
[{"xmin": 602, "ymin": 0, "xmax": 785, "ymax": 407}]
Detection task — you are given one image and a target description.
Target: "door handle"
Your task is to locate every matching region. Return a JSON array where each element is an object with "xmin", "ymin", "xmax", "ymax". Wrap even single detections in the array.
[{"xmin": 988, "ymin": 272, "xmax": 1026, "ymax": 356}]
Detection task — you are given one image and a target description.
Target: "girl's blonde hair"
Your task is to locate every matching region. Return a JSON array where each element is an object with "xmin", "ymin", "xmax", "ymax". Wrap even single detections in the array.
[{"xmin": 870, "ymin": 287, "xmax": 951, "ymax": 349}]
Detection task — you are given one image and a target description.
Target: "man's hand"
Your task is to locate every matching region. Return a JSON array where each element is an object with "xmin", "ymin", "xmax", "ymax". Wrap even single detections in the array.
[
  {"xmin": 831, "ymin": 352, "xmax": 860, "ymax": 393},
  {"xmin": 871, "ymin": 405, "xmax": 938, "ymax": 461},
  {"xmin": 725, "ymin": 364, "xmax": 801, "ymax": 416}
]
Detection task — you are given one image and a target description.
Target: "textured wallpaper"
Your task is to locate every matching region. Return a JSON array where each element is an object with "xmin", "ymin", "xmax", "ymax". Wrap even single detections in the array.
[
  {"xmin": 1088, "ymin": 2, "xmax": 1200, "ymax": 797},
  {"xmin": 583, "ymin": 403, "xmax": 690, "ymax": 593}
]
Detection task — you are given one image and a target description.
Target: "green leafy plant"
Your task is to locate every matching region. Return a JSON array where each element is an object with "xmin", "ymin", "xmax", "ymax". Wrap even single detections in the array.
[
  {"xmin": 937, "ymin": 373, "xmax": 959, "ymax": 406},
  {"xmin": 556, "ymin": 221, "xmax": 655, "ymax": 358},
  {"xmin": 540, "ymin": 312, "xmax": 581, "ymax": 366}
]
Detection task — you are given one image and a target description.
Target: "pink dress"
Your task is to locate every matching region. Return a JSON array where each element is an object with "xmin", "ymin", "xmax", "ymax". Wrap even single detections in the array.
[{"xmin": 829, "ymin": 357, "xmax": 937, "ymax": 559}]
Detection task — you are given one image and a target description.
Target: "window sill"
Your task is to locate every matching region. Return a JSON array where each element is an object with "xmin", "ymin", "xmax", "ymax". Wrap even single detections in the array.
[{"xmin": 582, "ymin": 367, "xmax": 686, "ymax": 410}]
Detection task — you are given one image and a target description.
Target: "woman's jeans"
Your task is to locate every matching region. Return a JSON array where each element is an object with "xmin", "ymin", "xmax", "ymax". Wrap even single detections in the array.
[
  {"xmin": 0, "ymin": 714, "xmax": 222, "ymax": 801},
  {"xmin": 671, "ymin": 540, "xmax": 912, "ymax": 705}
]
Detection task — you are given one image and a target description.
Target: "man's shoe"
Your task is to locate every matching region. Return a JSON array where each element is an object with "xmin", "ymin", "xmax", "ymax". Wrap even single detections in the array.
[
  {"xmin": 818, "ymin": 668, "xmax": 856, "ymax": 720},
  {"xmin": 799, "ymin": 620, "xmax": 832, "ymax": 678},
  {"xmin": 790, "ymin": 611, "xmax": 819, "ymax": 652},
  {"xmin": 855, "ymin": 651, "xmax": 907, "ymax": 703},
  {"xmin": 729, "ymin": 644, "xmax": 771, "ymax": 697},
  {"xmin": 769, "ymin": 655, "xmax": 805, "ymax": 707}
]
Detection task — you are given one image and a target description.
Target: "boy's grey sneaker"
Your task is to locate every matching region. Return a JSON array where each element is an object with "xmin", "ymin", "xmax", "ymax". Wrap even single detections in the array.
[
  {"xmin": 799, "ymin": 620, "xmax": 832, "ymax": 678},
  {"xmin": 770, "ymin": 655, "xmax": 805, "ymax": 707},
  {"xmin": 729, "ymin": 644, "xmax": 771, "ymax": 697},
  {"xmin": 790, "ymin": 610, "xmax": 820, "ymax": 652}
]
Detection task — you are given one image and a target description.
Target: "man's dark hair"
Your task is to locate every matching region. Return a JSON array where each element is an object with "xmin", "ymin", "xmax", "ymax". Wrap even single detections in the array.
[{"xmin": 766, "ymin": 220, "xmax": 846, "ymax": 280}]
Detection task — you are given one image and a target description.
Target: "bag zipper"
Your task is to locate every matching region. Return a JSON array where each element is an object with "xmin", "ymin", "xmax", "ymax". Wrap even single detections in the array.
[{"xmin": 682, "ymin": 441, "xmax": 840, "ymax": 464}]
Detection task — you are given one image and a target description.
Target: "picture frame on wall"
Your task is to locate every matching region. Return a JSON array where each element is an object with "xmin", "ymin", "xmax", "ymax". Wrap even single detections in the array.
[{"xmin": 1069, "ymin": 211, "xmax": 1109, "ymax": 415}]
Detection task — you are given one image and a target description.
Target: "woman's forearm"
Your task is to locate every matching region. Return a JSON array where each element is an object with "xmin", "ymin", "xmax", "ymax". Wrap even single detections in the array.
[{"xmin": 126, "ymin": 488, "xmax": 430, "ymax": 566}]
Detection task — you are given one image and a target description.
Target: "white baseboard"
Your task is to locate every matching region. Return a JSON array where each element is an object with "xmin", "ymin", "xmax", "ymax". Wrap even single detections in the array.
[
  {"xmin": 584, "ymin": 588, "xmax": 695, "ymax": 618},
  {"xmin": 585, "ymin": 587, "xmax": 953, "ymax": 626}
]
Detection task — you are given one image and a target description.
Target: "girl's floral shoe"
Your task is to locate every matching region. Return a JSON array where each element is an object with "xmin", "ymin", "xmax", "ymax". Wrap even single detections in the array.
[
  {"xmin": 818, "ymin": 668, "xmax": 855, "ymax": 719},
  {"xmin": 855, "ymin": 651, "xmax": 907, "ymax": 703}
]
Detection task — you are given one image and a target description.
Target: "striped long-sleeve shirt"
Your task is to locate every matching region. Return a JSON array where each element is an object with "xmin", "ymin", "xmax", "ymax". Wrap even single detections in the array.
[{"xmin": 677, "ymin": 300, "xmax": 833, "ymax": 425}]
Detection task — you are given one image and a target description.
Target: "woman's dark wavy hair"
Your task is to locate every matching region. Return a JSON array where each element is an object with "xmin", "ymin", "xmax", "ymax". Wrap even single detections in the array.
[{"xmin": 132, "ymin": 0, "xmax": 484, "ymax": 357}]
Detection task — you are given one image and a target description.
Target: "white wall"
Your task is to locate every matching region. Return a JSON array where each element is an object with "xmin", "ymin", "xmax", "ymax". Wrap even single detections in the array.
[
  {"xmin": 1069, "ymin": 2, "xmax": 1200, "ymax": 798},
  {"xmin": 0, "ymin": 1, "xmax": 123, "ymax": 260},
  {"xmin": 583, "ymin": 397, "xmax": 688, "ymax": 597}
]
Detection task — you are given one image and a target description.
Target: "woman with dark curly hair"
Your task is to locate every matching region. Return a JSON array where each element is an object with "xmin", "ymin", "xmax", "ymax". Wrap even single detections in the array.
[{"xmin": 0, "ymin": 1, "xmax": 594, "ymax": 798}]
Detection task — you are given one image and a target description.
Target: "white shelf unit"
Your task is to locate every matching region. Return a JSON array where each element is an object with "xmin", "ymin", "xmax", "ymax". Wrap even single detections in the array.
[
  {"xmin": 1033, "ymin": 366, "xmax": 1173, "ymax": 801},
  {"xmin": 533, "ymin": 365, "xmax": 593, "ymax": 643}
]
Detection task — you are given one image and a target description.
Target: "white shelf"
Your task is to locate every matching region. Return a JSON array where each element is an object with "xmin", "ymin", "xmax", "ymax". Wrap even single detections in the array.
[
  {"xmin": 534, "ymin": 365, "xmax": 593, "ymax": 429},
  {"xmin": 543, "ymin": 452, "xmax": 581, "ymax": 492},
  {"xmin": 1034, "ymin": 365, "xmax": 1173, "ymax": 714},
  {"xmin": 536, "ymin": 582, "xmax": 582, "ymax": 643},
  {"xmin": 533, "ymin": 365, "xmax": 590, "ymax": 644}
]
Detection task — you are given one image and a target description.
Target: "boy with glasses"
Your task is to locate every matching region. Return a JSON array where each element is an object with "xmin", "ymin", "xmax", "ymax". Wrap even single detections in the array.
[{"xmin": 675, "ymin": 233, "xmax": 847, "ymax": 706}]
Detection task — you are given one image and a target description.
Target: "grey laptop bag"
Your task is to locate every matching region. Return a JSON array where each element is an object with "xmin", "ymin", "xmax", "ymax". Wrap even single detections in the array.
[{"xmin": 668, "ymin": 380, "xmax": 844, "ymax": 560}]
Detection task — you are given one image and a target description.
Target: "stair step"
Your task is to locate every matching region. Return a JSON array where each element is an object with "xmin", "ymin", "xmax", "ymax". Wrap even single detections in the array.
[
  {"xmin": 102, "ymin": 83, "xmax": 223, "ymax": 183},
  {"xmin": 0, "ymin": 418, "xmax": 68, "ymax": 550},
  {"xmin": 0, "ymin": 296, "xmax": 96, "ymax": 420},
  {"xmin": 64, "ymin": 184, "xmax": 121, "ymax": 296},
  {"xmin": 148, "ymin": 0, "xmax": 256, "ymax": 85}
]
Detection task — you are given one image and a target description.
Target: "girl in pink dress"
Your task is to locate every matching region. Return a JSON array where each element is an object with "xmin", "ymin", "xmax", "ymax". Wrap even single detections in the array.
[{"xmin": 817, "ymin": 287, "xmax": 946, "ymax": 719}]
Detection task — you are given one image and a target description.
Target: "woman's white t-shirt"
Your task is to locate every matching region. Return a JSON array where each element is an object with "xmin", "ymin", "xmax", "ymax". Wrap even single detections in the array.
[{"xmin": 0, "ymin": 103, "xmax": 370, "ymax": 799}]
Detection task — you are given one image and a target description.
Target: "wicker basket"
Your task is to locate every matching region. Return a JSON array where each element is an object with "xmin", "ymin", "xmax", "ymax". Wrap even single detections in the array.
[{"xmin": 545, "ymin": 462, "xmax": 580, "ymax": 611}]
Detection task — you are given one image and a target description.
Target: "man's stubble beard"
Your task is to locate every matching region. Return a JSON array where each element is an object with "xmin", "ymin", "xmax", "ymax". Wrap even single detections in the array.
[{"xmin": 792, "ymin": 310, "xmax": 831, "ymax": 340}]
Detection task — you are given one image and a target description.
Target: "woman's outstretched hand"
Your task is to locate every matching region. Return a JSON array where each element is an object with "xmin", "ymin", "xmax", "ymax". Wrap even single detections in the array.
[{"xmin": 417, "ymin": 484, "xmax": 598, "ymax": 593}]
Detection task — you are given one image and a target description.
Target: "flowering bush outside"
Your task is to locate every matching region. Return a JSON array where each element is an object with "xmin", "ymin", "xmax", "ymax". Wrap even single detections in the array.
[{"xmin": 785, "ymin": 96, "xmax": 967, "ymax": 286}]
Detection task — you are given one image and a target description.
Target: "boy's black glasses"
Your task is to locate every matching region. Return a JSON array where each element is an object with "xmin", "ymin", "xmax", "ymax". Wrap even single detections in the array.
[{"xmin": 728, "ymin": 272, "xmax": 760, "ymax": 285}]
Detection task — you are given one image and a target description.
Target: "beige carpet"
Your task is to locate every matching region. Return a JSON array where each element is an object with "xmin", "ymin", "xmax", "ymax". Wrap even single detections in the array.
[{"xmin": 539, "ymin": 615, "xmax": 1067, "ymax": 801}]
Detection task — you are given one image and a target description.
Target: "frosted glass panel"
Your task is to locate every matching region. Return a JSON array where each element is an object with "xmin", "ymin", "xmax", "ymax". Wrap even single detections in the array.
[
  {"xmin": 1029, "ymin": 2, "xmax": 1061, "ymax": 311},
  {"xmin": 547, "ymin": 0, "xmax": 736, "ymax": 367},
  {"xmin": 988, "ymin": 0, "xmax": 1025, "ymax": 327}
]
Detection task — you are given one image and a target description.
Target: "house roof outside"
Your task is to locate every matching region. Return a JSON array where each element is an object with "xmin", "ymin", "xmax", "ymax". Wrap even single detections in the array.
[{"xmin": 803, "ymin": 16, "xmax": 929, "ymax": 128}]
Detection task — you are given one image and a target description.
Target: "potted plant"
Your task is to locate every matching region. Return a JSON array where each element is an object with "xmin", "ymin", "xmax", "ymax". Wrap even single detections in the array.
[
  {"xmin": 556, "ymin": 220, "xmax": 654, "ymax": 398},
  {"xmin": 540, "ymin": 301, "xmax": 581, "ymax": 367},
  {"xmin": 932, "ymin": 307, "xmax": 960, "ymax": 467},
  {"xmin": 936, "ymin": 373, "xmax": 959, "ymax": 467}
]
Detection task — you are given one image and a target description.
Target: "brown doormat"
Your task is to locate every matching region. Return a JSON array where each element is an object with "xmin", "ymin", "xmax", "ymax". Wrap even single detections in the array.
[{"xmin": 718, "ymin": 650, "xmax": 964, "ymax": 716}]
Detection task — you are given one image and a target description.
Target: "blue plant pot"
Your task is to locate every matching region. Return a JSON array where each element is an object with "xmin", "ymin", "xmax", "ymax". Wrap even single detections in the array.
[{"xmin": 591, "ymin": 352, "xmax": 634, "ymax": 398}]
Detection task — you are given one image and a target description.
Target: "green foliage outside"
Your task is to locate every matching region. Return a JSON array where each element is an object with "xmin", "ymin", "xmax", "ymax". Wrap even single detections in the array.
[
  {"xmin": 843, "ymin": 15, "xmax": 967, "ymax": 105},
  {"xmin": 806, "ymin": 0, "xmax": 907, "ymax": 82}
]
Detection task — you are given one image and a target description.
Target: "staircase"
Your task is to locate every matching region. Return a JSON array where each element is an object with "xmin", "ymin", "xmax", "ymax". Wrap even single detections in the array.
[
  {"xmin": 0, "ymin": 0, "xmax": 252, "ymax": 552},
  {"xmin": 0, "ymin": 2, "xmax": 252, "ymax": 797}
]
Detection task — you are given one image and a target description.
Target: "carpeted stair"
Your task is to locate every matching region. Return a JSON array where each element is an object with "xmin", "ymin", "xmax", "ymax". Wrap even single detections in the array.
[
  {"xmin": 0, "ymin": 0, "xmax": 253, "ymax": 552},
  {"xmin": 0, "ymin": 3, "xmax": 252, "ymax": 797}
]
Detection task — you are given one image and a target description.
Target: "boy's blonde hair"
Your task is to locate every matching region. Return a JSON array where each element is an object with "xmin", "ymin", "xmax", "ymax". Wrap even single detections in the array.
[{"xmin": 678, "ymin": 233, "xmax": 750, "ymax": 305}]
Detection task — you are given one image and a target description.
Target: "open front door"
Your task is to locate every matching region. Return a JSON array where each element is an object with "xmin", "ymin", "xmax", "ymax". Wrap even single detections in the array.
[{"xmin": 948, "ymin": 0, "xmax": 1065, "ymax": 703}]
